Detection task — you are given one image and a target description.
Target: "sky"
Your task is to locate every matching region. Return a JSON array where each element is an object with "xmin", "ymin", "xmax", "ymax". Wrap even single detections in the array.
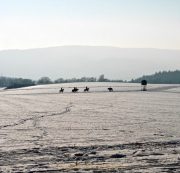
[{"xmin": 0, "ymin": 0, "xmax": 180, "ymax": 50}]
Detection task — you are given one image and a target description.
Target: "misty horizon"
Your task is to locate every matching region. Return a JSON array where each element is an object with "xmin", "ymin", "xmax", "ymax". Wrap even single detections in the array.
[
  {"xmin": 1, "ymin": 45, "xmax": 180, "ymax": 52},
  {"xmin": 1, "ymin": 46, "xmax": 180, "ymax": 81}
]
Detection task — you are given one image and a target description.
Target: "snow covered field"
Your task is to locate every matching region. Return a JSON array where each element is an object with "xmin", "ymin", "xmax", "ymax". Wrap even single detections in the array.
[{"xmin": 0, "ymin": 82, "xmax": 180, "ymax": 172}]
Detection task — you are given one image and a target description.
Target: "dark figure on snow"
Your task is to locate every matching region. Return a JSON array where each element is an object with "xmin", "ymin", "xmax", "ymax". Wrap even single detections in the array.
[
  {"xmin": 59, "ymin": 88, "xmax": 64, "ymax": 93},
  {"xmin": 108, "ymin": 87, "xmax": 113, "ymax": 92},
  {"xmin": 84, "ymin": 86, "xmax": 89, "ymax": 92},
  {"xmin": 72, "ymin": 87, "xmax": 79, "ymax": 92}
]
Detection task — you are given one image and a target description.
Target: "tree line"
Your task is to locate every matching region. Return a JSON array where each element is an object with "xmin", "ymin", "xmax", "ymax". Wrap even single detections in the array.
[
  {"xmin": 36, "ymin": 74, "xmax": 123, "ymax": 84},
  {"xmin": 0, "ymin": 77, "xmax": 35, "ymax": 88},
  {"xmin": 131, "ymin": 70, "xmax": 180, "ymax": 84},
  {"xmin": 1, "ymin": 70, "xmax": 180, "ymax": 88},
  {"xmin": 0, "ymin": 74, "xmax": 124, "ymax": 88}
]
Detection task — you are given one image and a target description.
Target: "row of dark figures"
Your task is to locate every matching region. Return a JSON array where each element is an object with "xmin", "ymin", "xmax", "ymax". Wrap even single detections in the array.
[{"xmin": 59, "ymin": 87, "xmax": 113, "ymax": 93}]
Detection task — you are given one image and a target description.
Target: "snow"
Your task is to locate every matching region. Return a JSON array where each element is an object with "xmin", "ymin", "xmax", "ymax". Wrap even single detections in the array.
[{"xmin": 0, "ymin": 82, "xmax": 180, "ymax": 172}]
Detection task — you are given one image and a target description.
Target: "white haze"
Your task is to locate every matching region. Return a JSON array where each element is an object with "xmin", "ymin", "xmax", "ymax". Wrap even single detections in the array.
[{"xmin": 0, "ymin": 46, "xmax": 180, "ymax": 80}]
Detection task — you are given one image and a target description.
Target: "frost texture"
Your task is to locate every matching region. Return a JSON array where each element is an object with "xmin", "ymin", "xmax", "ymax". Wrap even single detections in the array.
[{"xmin": 0, "ymin": 83, "xmax": 180, "ymax": 172}]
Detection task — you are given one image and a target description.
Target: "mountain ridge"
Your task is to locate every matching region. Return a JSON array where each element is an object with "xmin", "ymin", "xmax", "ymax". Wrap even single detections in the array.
[
  {"xmin": 0, "ymin": 46, "xmax": 180, "ymax": 80},
  {"xmin": 1, "ymin": 45, "xmax": 180, "ymax": 52}
]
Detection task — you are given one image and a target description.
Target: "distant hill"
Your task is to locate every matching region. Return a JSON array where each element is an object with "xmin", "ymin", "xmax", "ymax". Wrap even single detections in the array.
[
  {"xmin": 131, "ymin": 70, "xmax": 180, "ymax": 84},
  {"xmin": 0, "ymin": 46, "xmax": 180, "ymax": 80}
]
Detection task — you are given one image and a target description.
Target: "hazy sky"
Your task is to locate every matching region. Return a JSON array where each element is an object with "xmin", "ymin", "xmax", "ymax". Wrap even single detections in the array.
[{"xmin": 1, "ymin": 0, "xmax": 180, "ymax": 50}]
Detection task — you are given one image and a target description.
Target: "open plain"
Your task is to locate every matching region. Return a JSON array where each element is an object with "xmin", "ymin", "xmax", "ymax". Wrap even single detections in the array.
[{"xmin": 0, "ymin": 83, "xmax": 180, "ymax": 172}]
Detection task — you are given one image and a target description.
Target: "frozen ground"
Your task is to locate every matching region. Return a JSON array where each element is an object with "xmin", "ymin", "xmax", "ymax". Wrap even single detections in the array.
[{"xmin": 0, "ymin": 82, "xmax": 180, "ymax": 172}]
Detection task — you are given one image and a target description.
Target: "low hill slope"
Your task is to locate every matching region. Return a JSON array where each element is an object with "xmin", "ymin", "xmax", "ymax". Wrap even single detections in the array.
[{"xmin": 131, "ymin": 70, "xmax": 180, "ymax": 84}]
